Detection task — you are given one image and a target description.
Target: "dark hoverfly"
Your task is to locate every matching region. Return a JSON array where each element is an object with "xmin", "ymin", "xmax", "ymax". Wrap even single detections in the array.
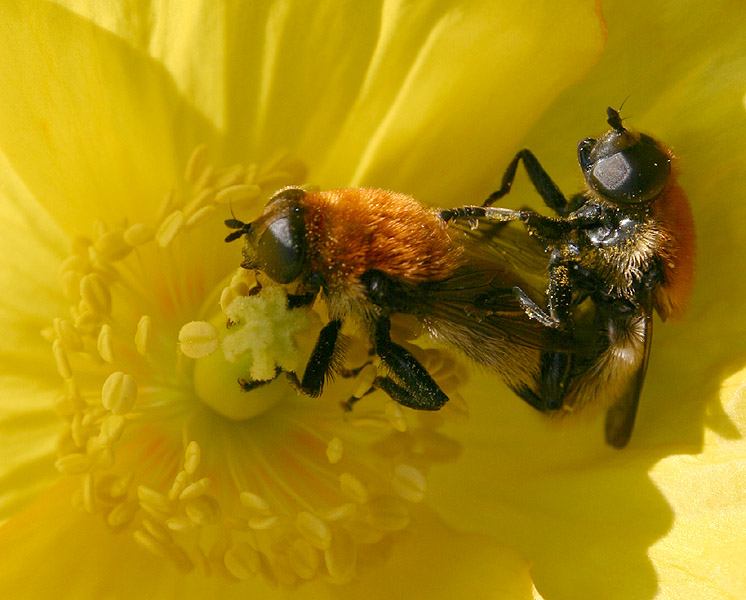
[
  {"xmin": 442, "ymin": 107, "xmax": 696, "ymax": 447},
  {"xmin": 225, "ymin": 186, "xmax": 570, "ymax": 412}
]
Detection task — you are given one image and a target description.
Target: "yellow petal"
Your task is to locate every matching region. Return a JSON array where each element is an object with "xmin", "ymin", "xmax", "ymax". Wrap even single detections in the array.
[
  {"xmin": 0, "ymin": 376, "xmax": 59, "ymax": 521},
  {"xmin": 55, "ymin": 0, "xmax": 227, "ymax": 130},
  {"xmin": 647, "ymin": 369, "xmax": 746, "ymax": 597},
  {"xmin": 317, "ymin": 1, "xmax": 606, "ymax": 202},
  {"xmin": 0, "ymin": 479, "xmax": 182, "ymax": 598},
  {"xmin": 0, "ymin": 153, "xmax": 68, "ymax": 519},
  {"xmin": 0, "ymin": 3, "xmax": 217, "ymax": 235}
]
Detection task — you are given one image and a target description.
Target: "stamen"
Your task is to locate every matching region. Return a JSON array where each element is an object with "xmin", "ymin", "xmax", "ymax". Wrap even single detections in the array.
[
  {"xmin": 79, "ymin": 273, "xmax": 111, "ymax": 316},
  {"xmin": 165, "ymin": 516, "xmax": 193, "ymax": 532},
  {"xmin": 391, "ymin": 464, "xmax": 427, "ymax": 502},
  {"xmin": 184, "ymin": 188, "xmax": 216, "ymax": 218},
  {"xmin": 155, "ymin": 210, "xmax": 184, "ymax": 247},
  {"xmin": 385, "ymin": 402, "xmax": 408, "ymax": 432},
  {"xmin": 99, "ymin": 415, "xmax": 125, "ymax": 443},
  {"xmin": 47, "ymin": 146, "xmax": 467, "ymax": 586},
  {"xmin": 326, "ymin": 437, "xmax": 343, "ymax": 464},
  {"xmin": 141, "ymin": 517, "xmax": 172, "ymax": 546},
  {"xmin": 94, "ymin": 229, "xmax": 132, "ymax": 261},
  {"xmin": 124, "ymin": 223, "xmax": 155, "ymax": 247},
  {"xmin": 60, "ymin": 270, "xmax": 82, "ymax": 301},
  {"xmin": 52, "ymin": 339, "xmax": 72, "ymax": 379},
  {"xmin": 155, "ymin": 189, "xmax": 176, "ymax": 224},
  {"xmin": 101, "ymin": 372, "xmax": 137, "ymax": 415},
  {"xmin": 185, "ymin": 205, "xmax": 216, "ymax": 229},
  {"xmin": 213, "ymin": 164, "xmax": 246, "ymax": 189},
  {"xmin": 240, "ymin": 491, "xmax": 272, "ymax": 514},
  {"xmin": 184, "ymin": 144, "xmax": 209, "ymax": 185},
  {"xmin": 339, "ymin": 473, "xmax": 369, "ymax": 504},
  {"xmin": 215, "ymin": 184, "xmax": 261, "ymax": 206},
  {"xmin": 133, "ymin": 529, "xmax": 170, "ymax": 558},
  {"xmin": 366, "ymin": 496, "xmax": 410, "ymax": 531},
  {"xmin": 318, "ymin": 503, "xmax": 356, "ymax": 522},
  {"xmin": 178, "ymin": 477, "xmax": 211, "ymax": 500},
  {"xmin": 183, "ymin": 441, "xmax": 201, "ymax": 475},
  {"xmin": 107, "ymin": 501, "xmax": 138, "ymax": 528},
  {"xmin": 224, "ymin": 543, "xmax": 260, "ymax": 580},
  {"xmin": 54, "ymin": 392, "xmax": 85, "ymax": 417},
  {"xmin": 296, "ymin": 512, "xmax": 332, "ymax": 550},
  {"xmin": 324, "ymin": 529, "xmax": 356, "ymax": 581},
  {"xmin": 184, "ymin": 496, "xmax": 221, "ymax": 525},
  {"xmin": 138, "ymin": 486, "xmax": 172, "ymax": 513},
  {"xmin": 168, "ymin": 471, "xmax": 191, "ymax": 501},
  {"xmin": 249, "ymin": 515, "xmax": 281, "ymax": 530},
  {"xmin": 97, "ymin": 324, "xmax": 114, "ymax": 363},
  {"xmin": 179, "ymin": 321, "xmax": 219, "ymax": 359},
  {"xmin": 54, "ymin": 318, "xmax": 83, "ymax": 351},
  {"xmin": 135, "ymin": 316, "xmax": 151, "ymax": 356},
  {"xmin": 55, "ymin": 453, "xmax": 92, "ymax": 474},
  {"xmin": 288, "ymin": 538, "xmax": 319, "ymax": 580},
  {"xmin": 193, "ymin": 164, "xmax": 215, "ymax": 193}
]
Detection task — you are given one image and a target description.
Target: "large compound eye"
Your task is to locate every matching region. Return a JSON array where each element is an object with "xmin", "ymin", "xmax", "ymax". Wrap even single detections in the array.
[
  {"xmin": 578, "ymin": 132, "xmax": 671, "ymax": 204},
  {"xmin": 256, "ymin": 207, "xmax": 306, "ymax": 283}
]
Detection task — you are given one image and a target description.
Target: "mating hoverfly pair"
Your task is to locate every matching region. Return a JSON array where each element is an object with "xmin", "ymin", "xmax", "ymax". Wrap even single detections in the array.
[{"xmin": 225, "ymin": 108, "xmax": 695, "ymax": 448}]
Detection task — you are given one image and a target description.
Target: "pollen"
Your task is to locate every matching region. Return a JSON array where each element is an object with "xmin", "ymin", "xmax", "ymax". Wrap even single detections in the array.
[{"xmin": 46, "ymin": 146, "xmax": 467, "ymax": 586}]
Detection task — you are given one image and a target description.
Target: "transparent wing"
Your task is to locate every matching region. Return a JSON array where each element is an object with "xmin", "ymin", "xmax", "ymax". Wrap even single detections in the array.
[
  {"xmin": 604, "ymin": 302, "xmax": 654, "ymax": 448},
  {"xmin": 446, "ymin": 217, "xmax": 550, "ymax": 281},
  {"xmin": 412, "ymin": 220, "xmax": 573, "ymax": 352}
]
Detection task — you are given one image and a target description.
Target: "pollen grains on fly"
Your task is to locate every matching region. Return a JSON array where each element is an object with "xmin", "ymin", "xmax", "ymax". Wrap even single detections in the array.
[{"xmin": 45, "ymin": 145, "xmax": 468, "ymax": 585}]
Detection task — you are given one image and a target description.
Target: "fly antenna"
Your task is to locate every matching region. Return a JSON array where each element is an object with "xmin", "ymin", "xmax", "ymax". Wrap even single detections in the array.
[
  {"xmin": 607, "ymin": 96, "xmax": 631, "ymax": 132},
  {"xmin": 224, "ymin": 203, "xmax": 252, "ymax": 242}
]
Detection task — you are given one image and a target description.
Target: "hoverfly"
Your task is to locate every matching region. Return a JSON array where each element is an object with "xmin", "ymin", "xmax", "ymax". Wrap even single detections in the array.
[
  {"xmin": 225, "ymin": 186, "xmax": 570, "ymax": 411},
  {"xmin": 441, "ymin": 107, "xmax": 695, "ymax": 446}
]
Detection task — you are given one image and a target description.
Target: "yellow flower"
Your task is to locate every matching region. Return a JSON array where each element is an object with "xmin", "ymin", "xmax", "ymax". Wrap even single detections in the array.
[{"xmin": 0, "ymin": 2, "xmax": 744, "ymax": 600}]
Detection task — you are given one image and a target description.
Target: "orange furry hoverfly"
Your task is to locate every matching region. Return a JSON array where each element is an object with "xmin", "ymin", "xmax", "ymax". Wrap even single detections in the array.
[
  {"xmin": 442, "ymin": 107, "xmax": 695, "ymax": 446},
  {"xmin": 225, "ymin": 186, "xmax": 568, "ymax": 412}
]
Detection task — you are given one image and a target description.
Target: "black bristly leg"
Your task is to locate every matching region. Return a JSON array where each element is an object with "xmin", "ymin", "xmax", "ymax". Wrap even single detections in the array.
[
  {"xmin": 482, "ymin": 149, "xmax": 570, "ymax": 216},
  {"xmin": 287, "ymin": 291, "xmax": 317, "ymax": 309},
  {"xmin": 441, "ymin": 150, "xmax": 583, "ymax": 412},
  {"xmin": 440, "ymin": 205, "xmax": 573, "ymax": 251},
  {"xmin": 515, "ymin": 253, "xmax": 574, "ymax": 328},
  {"xmin": 295, "ymin": 319, "xmax": 343, "ymax": 397},
  {"xmin": 370, "ymin": 376, "xmax": 428, "ymax": 409},
  {"xmin": 511, "ymin": 262, "xmax": 575, "ymax": 409},
  {"xmin": 440, "ymin": 205, "xmax": 525, "ymax": 225},
  {"xmin": 516, "ymin": 256, "xmax": 575, "ymax": 409},
  {"xmin": 536, "ymin": 261, "xmax": 574, "ymax": 409},
  {"xmin": 287, "ymin": 276, "xmax": 321, "ymax": 309},
  {"xmin": 238, "ymin": 367, "xmax": 282, "ymax": 392},
  {"xmin": 373, "ymin": 317, "xmax": 448, "ymax": 410},
  {"xmin": 236, "ymin": 284, "xmax": 321, "ymax": 395}
]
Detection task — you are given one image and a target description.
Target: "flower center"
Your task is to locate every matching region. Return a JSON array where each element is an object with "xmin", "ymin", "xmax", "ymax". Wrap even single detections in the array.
[
  {"xmin": 47, "ymin": 147, "xmax": 467, "ymax": 585},
  {"xmin": 182, "ymin": 283, "xmax": 315, "ymax": 420}
]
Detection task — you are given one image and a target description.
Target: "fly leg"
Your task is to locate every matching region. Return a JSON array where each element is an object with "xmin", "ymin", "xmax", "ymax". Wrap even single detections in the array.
[
  {"xmin": 284, "ymin": 319, "xmax": 344, "ymax": 397},
  {"xmin": 510, "ymin": 255, "xmax": 575, "ymax": 409},
  {"xmin": 441, "ymin": 150, "xmax": 586, "ymax": 411},
  {"xmin": 440, "ymin": 148, "xmax": 577, "ymax": 222},
  {"xmin": 236, "ymin": 286, "xmax": 334, "ymax": 396},
  {"xmin": 372, "ymin": 317, "xmax": 448, "ymax": 410},
  {"xmin": 539, "ymin": 258, "xmax": 574, "ymax": 408},
  {"xmin": 238, "ymin": 367, "xmax": 282, "ymax": 392},
  {"xmin": 482, "ymin": 149, "xmax": 571, "ymax": 215},
  {"xmin": 439, "ymin": 209, "xmax": 576, "ymax": 411}
]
